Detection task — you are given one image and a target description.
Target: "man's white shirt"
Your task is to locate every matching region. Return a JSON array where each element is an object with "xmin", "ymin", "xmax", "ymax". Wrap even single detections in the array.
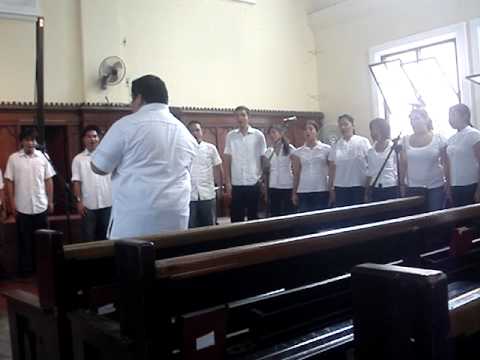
[
  {"xmin": 72, "ymin": 149, "xmax": 112, "ymax": 210},
  {"xmin": 190, "ymin": 141, "xmax": 222, "ymax": 201},
  {"xmin": 92, "ymin": 103, "xmax": 198, "ymax": 239},
  {"xmin": 4, "ymin": 149, "xmax": 55, "ymax": 214},
  {"xmin": 224, "ymin": 126, "xmax": 267, "ymax": 186}
]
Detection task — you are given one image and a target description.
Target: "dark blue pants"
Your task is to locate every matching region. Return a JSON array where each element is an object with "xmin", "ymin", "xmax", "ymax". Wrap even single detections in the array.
[
  {"xmin": 82, "ymin": 207, "xmax": 111, "ymax": 241},
  {"xmin": 231, "ymin": 185, "xmax": 260, "ymax": 222},
  {"xmin": 269, "ymin": 188, "xmax": 295, "ymax": 217},
  {"xmin": 298, "ymin": 192, "xmax": 329, "ymax": 213},
  {"xmin": 16, "ymin": 211, "xmax": 49, "ymax": 275},
  {"xmin": 189, "ymin": 199, "xmax": 216, "ymax": 228},
  {"xmin": 371, "ymin": 186, "xmax": 399, "ymax": 202},
  {"xmin": 451, "ymin": 184, "xmax": 477, "ymax": 207},
  {"xmin": 335, "ymin": 187, "xmax": 365, "ymax": 207},
  {"xmin": 407, "ymin": 186, "xmax": 444, "ymax": 212}
]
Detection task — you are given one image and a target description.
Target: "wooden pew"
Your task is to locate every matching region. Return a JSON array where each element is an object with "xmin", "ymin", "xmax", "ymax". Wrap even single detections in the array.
[
  {"xmin": 68, "ymin": 204, "xmax": 480, "ymax": 360},
  {"xmin": 3, "ymin": 197, "xmax": 424, "ymax": 360}
]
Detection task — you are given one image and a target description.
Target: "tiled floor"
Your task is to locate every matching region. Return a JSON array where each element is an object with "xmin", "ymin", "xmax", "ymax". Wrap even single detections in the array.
[{"xmin": 0, "ymin": 278, "xmax": 37, "ymax": 360}]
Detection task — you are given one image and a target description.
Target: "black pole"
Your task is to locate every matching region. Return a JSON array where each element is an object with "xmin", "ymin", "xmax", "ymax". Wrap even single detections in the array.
[{"xmin": 35, "ymin": 17, "xmax": 45, "ymax": 147}]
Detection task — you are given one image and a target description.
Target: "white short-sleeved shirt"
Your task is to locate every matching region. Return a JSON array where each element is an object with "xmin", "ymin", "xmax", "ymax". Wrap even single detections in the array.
[
  {"xmin": 294, "ymin": 142, "xmax": 331, "ymax": 193},
  {"xmin": 72, "ymin": 149, "xmax": 112, "ymax": 210},
  {"xmin": 191, "ymin": 141, "xmax": 222, "ymax": 201},
  {"xmin": 329, "ymin": 135, "xmax": 371, "ymax": 187},
  {"xmin": 366, "ymin": 141, "xmax": 398, "ymax": 188},
  {"xmin": 446, "ymin": 126, "xmax": 480, "ymax": 186},
  {"xmin": 265, "ymin": 144, "xmax": 295, "ymax": 189},
  {"xmin": 92, "ymin": 103, "xmax": 198, "ymax": 239},
  {"xmin": 403, "ymin": 133, "xmax": 446, "ymax": 189},
  {"xmin": 224, "ymin": 126, "xmax": 267, "ymax": 186},
  {"xmin": 4, "ymin": 149, "xmax": 56, "ymax": 214}
]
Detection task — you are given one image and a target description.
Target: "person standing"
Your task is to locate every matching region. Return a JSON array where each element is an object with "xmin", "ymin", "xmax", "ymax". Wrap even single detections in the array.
[
  {"xmin": 91, "ymin": 75, "xmax": 197, "ymax": 239},
  {"xmin": 329, "ymin": 114, "xmax": 371, "ymax": 207},
  {"xmin": 444, "ymin": 104, "xmax": 480, "ymax": 207},
  {"xmin": 365, "ymin": 118, "xmax": 399, "ymax": 202},
  {"xmin": 264, "ymin": 125, "xmax": 295, "ymax": 217},
  {"xmin": 291, "ymin": 121, "xmax": 332, "ymax": 212},
  {"xmin": 188, "ymin": 121, "xmax": 223, "ymax": 227},
  {"xmin": 4, "ymin": 127, "xmax": 55, "ymax": 276},
  {"xmin": 72, "ymin": 125, "xmax": 112, "ymax": 241},
  {"xmin": 224, "ymin": 106, "xmax": 267, "ymax": 222},
  {"xmin": 400, "ymin": 109, "xmax": 447, "ymax": 212}
]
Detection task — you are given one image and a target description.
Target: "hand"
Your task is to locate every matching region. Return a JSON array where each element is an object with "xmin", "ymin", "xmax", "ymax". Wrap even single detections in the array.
[
  {"xmin": 400, "ymin": 185, "xmax": 406, "ymax": 197},
  {"xmin": 225, "ymin": 183, "xmax": 232, "ymax": 197},
  {"xmin": 48, "ymin": 202, "xmax": 54, "ymax": 214},
  {"xmin": 328, "ymin": 189, "xmax": 336, "ymax": 207},
  {"xmin": 444, "ymin": 184, "xmax": 453, "ymax": 205},
  {"xmin": 76, "ymin": 201, "xmax": 87, "ymax": 217},
  {"xmin": 291, "ymin": 192, "xmax": 299, "ymax": 207},
  {"xmin": 364, "ymin": 188, "xmax": 370, "ymax": 203}
]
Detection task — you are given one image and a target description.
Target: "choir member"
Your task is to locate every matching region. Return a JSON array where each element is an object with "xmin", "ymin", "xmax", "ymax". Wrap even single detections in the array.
[
  {"xmin": 365, "ymin": 118, "xmax": 399, "ymax": 202},
  {"xmin": 72, "ymin": 125, "xmax": 112, "ymax": 241},
  {"xmin": 400, "ymin": 109, "xmax": 447, "ymax": 212},
  {"xmin": 329, "ymin": 114, "xmax": 371, "ymax": 207},
  {"xmin": 4, "ymin": 127, "xmax": 55, "ymax": 276},
  {"xmin": 224, "ymin": 106, "xmax": 267, "ymax": 222},
  {"xmin": 188, "ymin": 121, "xmax": 224, "ymax": 227},
  {"xmin": 291, "ymin": 120, "xmax": 332, "ymax": 212},
  {"xmin": 91, "ymin": 75, "xmax": 197, "ymax": 239},
  {"xmin": 264, "ymin": 125, "xmax": 295, "ymax": 216},
  {"xmin": 444, "ymin": 104, "xmax": 480, "ymax": 207}
]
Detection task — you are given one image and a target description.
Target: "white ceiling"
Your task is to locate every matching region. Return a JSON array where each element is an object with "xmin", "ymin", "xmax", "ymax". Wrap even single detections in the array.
[{"xmin": 305, "ymin": 0, "xmax": 349, "ymax": 13}]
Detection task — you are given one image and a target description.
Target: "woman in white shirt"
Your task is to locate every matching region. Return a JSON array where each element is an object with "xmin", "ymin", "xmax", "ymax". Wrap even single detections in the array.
[
  {"xmin": 329, "ymin": 114, "xmax": 371, "ymax": 207},
  {"xmin": 365, "ymin": 118, "xmax": 399, "ymax": 202},
  {"xmin": 265, "ymin": 125, "xmax": 296, "ymax": 216},
  {"xmin": 291, "ymin": 120, "xmax": 332, "ymax": 212},
  {"xmin": 400, "ymin": 109, "xmax": 447, "ymax": 212},
  {"xmin": 445, "ymin": 104, "xmax": 480, "ymax": 207}
]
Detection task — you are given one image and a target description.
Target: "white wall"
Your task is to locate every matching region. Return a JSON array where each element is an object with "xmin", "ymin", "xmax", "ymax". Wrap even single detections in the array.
[
  {"xmin": 309, "ymin": 0, "xmax": 480, "ymax": 136},
  {"xmin": 0, "ymin": 0, "xmax": 319, "ymax": 111}
]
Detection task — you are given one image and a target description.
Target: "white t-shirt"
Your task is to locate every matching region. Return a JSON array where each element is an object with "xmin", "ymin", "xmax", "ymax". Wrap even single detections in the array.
[
  {"xmin": 224, "ymin": 126, "xmax": 267, "ymax": 186},
  {"xmin": 190, "ymin": 141, "xmax": 222, "ymax": 201},
  {"xmin": 72, "ymin": 149, "xmax": 112, "ymax": 210},
  {"xmin": 329, "ymin": 135, "xmax": 371, "ymax": 187},
  {"xmin": 92, "ymin": 103, "xmax": 198, "ymax": 239},
  {"xmin": 294, "ymin": 142, "xmax": 331, "ymax": 193},
  {"xmin": 366, "ymin": 141, "xmax": 398, "ymax": 188},
  {"xmin": 265, "ymin": 144, "xmax": 295, "ymax": 189},
  {"xmin": 446, "ymin": 126, "xmax": 480, "ymax": 186},
  {"xmin": 4, "ymin": 149, "xmax": 56, "ymax": 214},
  {"xmin": 403, "ymin": 133, "xmax": 446, "ymax": 189}
]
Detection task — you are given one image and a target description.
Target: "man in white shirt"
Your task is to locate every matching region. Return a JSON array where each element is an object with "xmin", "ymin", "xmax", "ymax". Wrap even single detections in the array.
[
  {"xmin": 224, "ymin": 106, "xmax": 267, "ymax": 222},
  {"xmin": 4, "ymin": 127, "xmax": 55, "ymax": 276},
  {"xmin": 72, "ymin": 125, "xmax": 112, "ymax": 241},
  {"xmin": 188, "ymin": 121, "xmax": 223, "ymax": 228},
  {"xmin": 91, "ymin": 75, "xmax": 197, "ymax": 239}
]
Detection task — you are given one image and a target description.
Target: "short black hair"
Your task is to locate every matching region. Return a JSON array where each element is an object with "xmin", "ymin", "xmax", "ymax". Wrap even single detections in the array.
[
  {"xmin": 369, "ymin": 118, "xmax": 391, "ymax": 139},
  {"xmin": 19, "ymin": 127, "xmax": 38, "ymax": 141},
  {"xmin": 450, "ymin": 103, "xmax": 471, "ymax": 126},
  {"xmin": 187, "ymin": 120, "xmax": 202, "ymax": 129},
  {"xmin": 81, "ymin": 125, "xmax": 101, "ymax": 139},
  {"xmin": 234, "ymin": 105, "xmax": 250, "ymax": 115},
  {"xmin": 338, "ymin": 114, "xmax": 355, "ymax": 125},
  {"xmin": 131, "ymin": 75, "xmax": 169, "ymax": 104}
]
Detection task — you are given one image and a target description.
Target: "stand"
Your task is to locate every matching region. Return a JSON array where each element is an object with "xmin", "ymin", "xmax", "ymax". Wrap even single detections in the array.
[{"xmin": 370, "ymin": 135, "xmax": 402, "ymax": 194}]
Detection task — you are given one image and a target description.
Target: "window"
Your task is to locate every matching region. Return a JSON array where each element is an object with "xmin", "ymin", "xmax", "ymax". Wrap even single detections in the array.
[{"xmin": 370, "ymin": 23, "xmax": 470, "ymax": 138}]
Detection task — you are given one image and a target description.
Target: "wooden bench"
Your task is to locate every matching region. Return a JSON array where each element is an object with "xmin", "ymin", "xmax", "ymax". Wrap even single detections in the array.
[
  {"xmin": 68, "ymin": 204, "xmax": 480, "ymax": 359},
  {"xmin": 3, "ymin": 197, "xmax": 424, "ymax": 360}
]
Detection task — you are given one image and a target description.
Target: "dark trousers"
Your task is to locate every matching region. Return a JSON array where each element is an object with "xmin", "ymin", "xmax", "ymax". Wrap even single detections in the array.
[
  {"xmin": 451, "ymin": 184, "xmax": 477, "ymax": 207},
  {"xmin": 189, "ymin": 199, "xmax": 216, "ymax": 228},
  {"xmin": 407, "ymin": 186, "xmax": 445, "ymax": 212},
  {"xmin": 231, "ymin": 185, "xmax": 260, "ymax": 222},
  {"xmin": 16, "ymin": 211, "xmax": 48, "ymax": 275},
  {"xmin": 82, "ymin": 207, "xmax": 111, "ymax": 242},
  {"xmin": 371, "ymin": 186, "xmax": 399, "ymax": 202},
  {"xmin": 335, "ymin": 187, "xmax": 365, "ymax": 207},
  {"xmin": 298, "ymin": 192, "xmax": 329, "ymax": 213},
  {"xmin": 269, "ymin": 188, "xmax": 295, "ymax": 217}
]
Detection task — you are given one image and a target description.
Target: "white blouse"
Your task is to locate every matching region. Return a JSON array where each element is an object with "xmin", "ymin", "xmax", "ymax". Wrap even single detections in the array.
[
  {"xmin": 329, "ymin": 135, "xmax": 371, "ymax": 187},
  {"xmin": 446, "ymin": 126, "xmax": 480, "ymax": 186},
  {"xmin": 293, "ymin": 142, "xmax": 331, "ymax": 193},
  {"xmin": 366, "ymin": 141, "xmax": 398, "ymax": 188},
  {"xmin": 265, "ymin": 144, "xmax": 295, "ymax": 189},
  {"xmin": 403, "ymin": 133, "xmax": 446, "ymax": 189}
]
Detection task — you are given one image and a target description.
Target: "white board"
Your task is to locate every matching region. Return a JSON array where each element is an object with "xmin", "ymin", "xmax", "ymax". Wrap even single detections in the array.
[{"xmin": 0, "ymin": 0, "xmax": 40, "ymax": 18}]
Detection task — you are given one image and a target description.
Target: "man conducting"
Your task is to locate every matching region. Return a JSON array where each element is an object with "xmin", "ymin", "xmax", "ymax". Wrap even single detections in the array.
[{"xmin": 91, "ymin": 75, "xmax": 197, "ymax": 239}]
